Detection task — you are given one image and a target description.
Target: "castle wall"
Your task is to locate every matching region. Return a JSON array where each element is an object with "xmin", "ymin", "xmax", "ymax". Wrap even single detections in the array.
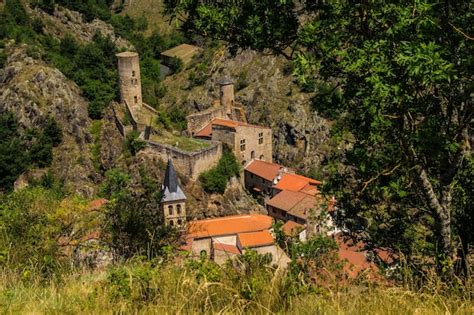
[
  {"xmin": 146, "ymin": 140, "xmax": 222, "ymax": 179},
  {"xmin": 186, "ymin": 107, "xmax": 228, "ymax": 135},
  {"xmin": 212, "ymin": 125, "xmax": 236, "ymax": 149}
]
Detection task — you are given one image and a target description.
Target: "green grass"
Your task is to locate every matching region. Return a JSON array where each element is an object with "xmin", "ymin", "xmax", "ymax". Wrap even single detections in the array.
[{"xmin": 150, "ymin": 133, "xmax": 211, "ymax": 152}]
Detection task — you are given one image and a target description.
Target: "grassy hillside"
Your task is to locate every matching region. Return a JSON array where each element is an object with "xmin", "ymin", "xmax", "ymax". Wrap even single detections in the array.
[
  {"xmin": 1, "ymin": 263, "xmax": 472, "ymax": 314},
  {"xmin": 120, "ymin": 0, "xmax": 177, "ymax": 35}
]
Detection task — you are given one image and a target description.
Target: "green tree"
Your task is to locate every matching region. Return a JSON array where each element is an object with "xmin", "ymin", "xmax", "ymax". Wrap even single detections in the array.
[
  {"xmin": 199, "ymin": 149, "xmax": 240, "ymax": 194},
  {"xmin": 0, "ymin": 113, "xmax": 29, "ymax": 190},
  {"xmin": 166, "ymin": 0, "xmax": 473, "ymax": 274}
]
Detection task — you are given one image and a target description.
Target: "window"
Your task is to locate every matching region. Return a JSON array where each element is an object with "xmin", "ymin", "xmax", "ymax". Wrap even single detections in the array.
[
  {"xmin": 168, "ymin": 205, "xmax": 173, "ymax": 215},
  {"xmin": 240, "ymin": 139, "xmax": 246, "ymax": 151},
  {"xmin": 134, "ymin": 95, "xmax": 138, "ymax": 103},
  {"xmin": 169, "ymin": 220, "xmax": 174, "ymax": 226},
  {"xmin": 177, "ymin": 204, "xmax": 182, "ymax": 215},
  {"xmin": 251, "ymin": 150, "xmax": 255, "ymax": 159},
  {"xmin": 177, "ymin": 219, "xmax": 182, "ymax": 226},
  {"xmin": 258, "ymin": 132, "xmax": 264, "ymax": 144},
  {"xmin": 132, "ymin": 70, "xmax": 136, "ymax": 77}
]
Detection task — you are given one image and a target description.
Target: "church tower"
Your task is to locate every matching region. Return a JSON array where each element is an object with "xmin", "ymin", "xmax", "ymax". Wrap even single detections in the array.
[
  {"xmin": 116, "ymin": 51, "xmax": 142, "ymax": 111},
  {"xmin": 161, "ymin": 159, "xmax": 187, "ymax": 227}
]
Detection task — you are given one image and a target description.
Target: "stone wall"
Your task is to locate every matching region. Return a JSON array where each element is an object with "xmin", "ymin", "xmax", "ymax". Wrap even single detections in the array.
[
  {"xmin": 146, "ymin": 139, "xmax": 222, "ymax": 179},
  {"xmin": 186, "ymin": 106, "xmax": 228, "ymax": 135}
]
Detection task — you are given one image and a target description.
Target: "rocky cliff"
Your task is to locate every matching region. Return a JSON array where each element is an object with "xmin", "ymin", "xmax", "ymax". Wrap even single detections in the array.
[{"xmin": 0, "ymin": 43, "xmax": 100, "ymax": 197}]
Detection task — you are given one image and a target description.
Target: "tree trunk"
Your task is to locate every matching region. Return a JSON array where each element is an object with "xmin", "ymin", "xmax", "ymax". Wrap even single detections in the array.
[{"xmin": 417, "ymin": 167, "xmax": 453, "ymax": 271}]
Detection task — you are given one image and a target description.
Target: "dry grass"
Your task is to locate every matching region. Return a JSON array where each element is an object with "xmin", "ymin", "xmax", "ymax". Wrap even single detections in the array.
[
  {"xmin": 1, "ymin": 263, "xmax": 472, "ymax": 314},
  {"xmin": 120, "ymin": 0, "xmax": 178, "ymax": 35}
]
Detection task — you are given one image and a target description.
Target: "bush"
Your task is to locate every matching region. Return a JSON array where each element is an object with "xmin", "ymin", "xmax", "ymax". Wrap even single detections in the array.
[
  {"xmin": 124, "ymin": 131, "xmax": 146, "ymax": 156},
  {"xmin": 199, "ymin": 149, "xmax": 240, "ymax": 194},
  {"xmin": 0, "ymin": 112, "xmax": 62, "ymax": 191}
]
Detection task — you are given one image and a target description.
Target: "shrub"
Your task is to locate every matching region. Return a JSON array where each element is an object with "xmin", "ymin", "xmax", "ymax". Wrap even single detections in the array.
[
  {"xmin": 168, "ymin": 57, "xmax": 183, "ymax": 73},
  {"xmin": 124, "ymin": 131, "xmax": 146, "ymax": 156},
  {"xmin": 199, "ymin": 149, "xmax": 240, "ymax": 193}
]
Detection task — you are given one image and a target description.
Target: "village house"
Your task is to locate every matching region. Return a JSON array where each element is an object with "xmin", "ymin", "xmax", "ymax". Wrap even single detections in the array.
[
  {"xmin": 244, "ymin": 159, "xmax": 283, "ymax": 196},
  {"xmin": 182, "ymin": 214, "xmax": 290, "ymax": 267},
  {"xmin": 244, "ymin": 160, "xmax": 338, "ymax": 238},
  {"xmin": 194, "ymin": 118, "xmax": 273, "ymax": 165}
]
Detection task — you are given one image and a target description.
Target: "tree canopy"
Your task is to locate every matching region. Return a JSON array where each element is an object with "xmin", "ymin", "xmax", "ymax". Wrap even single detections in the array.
[{"xmin": 165, "ymin": 0, "xmax": 473, "ymax": 273}]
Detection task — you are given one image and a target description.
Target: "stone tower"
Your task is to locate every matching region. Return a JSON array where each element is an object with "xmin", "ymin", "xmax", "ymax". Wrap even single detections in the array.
[
  {"xmin": 116, "ymin": 51, "xmax": 142, "ymax": 111},
  {"xmin": 218, "ymin": 77, "xmax": 234, "ymax": 114},
  {"xmin": 161, "ymin": 159, "xmax": 187, "ymax": 227}
]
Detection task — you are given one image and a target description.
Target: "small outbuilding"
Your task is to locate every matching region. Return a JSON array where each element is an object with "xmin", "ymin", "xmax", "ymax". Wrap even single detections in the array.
[{"xmin": 161, "ymin": 43, "xmax": 202, "ymax": 66}]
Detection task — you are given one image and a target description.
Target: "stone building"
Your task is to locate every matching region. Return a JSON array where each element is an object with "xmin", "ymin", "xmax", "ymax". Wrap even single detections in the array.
[
  {"xmin": 181, "ymin": 214, "xmax": 290, "ymax": 267},
  {"xmin": 116, "ymin": 51, "xmax": 142, "ymax": 111},
  {"xmin": 194, "ymin": 118, "xmax": 273, "ymax": 165},
  {"xmin": 244, "ymin": 159, "xmax": 284, "ymax": 196},
  {"xmin": 161, "ymin": 159, "xmax": 187, "ymax": 227},
  {"xmin": 186, "ymin": 78, "xmax": 246, "ymax": 135},
  {"xmin": 161, "ymin": 44, "xmax": 202, "ymax": 67}
]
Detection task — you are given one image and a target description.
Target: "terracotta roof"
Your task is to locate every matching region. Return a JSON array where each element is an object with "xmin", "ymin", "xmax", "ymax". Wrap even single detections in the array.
[
  {"xmin": 88, "ymin": 198, "xmax": 108, "ymax": 211},
  {"xmin": 187, "ymin": 214, "xmax": 273, "ymax": 239},
  {"xmin": 245, "ymin": 160, "xmax": 282, "ymax": 181},
  {"xmin": 194, "ymin": 118, "xmax": 267, "ymax": 138},
  {"xmin": 214, "ymin": 243, "xmax": 241, "ymax": 255},
  {"xmin": 267, "ymin": 190, "xmax": 314, "ymax": 213},
  {"xmin": 238, "ymin": 230, "xmax": 274, "ymax": 248},
  {"xmin": 282, "ymin": 220, "xmax": 304, "ymax": 237},
  {"xmin": 288, "ymin": 195, "xmax": 320, "ymax": 219},
  {"xmin": 300, "ymin": 183, "xmax": 319, "ymax": 196},
  {"xmin": 274, "ymin": 173, "xmax": 321, "ymax": 193}
]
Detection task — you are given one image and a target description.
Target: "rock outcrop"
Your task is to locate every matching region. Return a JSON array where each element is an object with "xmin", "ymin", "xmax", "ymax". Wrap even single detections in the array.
[
  {"xmin": 0, "ymin": 43, "xmax": 99, "ymax": 197},
  {"xmin": 30, "ymin": 6, "xmax": 133, "ymax": 50}
]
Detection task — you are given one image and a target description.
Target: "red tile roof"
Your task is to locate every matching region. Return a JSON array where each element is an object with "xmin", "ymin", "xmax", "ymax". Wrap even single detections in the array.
[
  {"xmin": 214, "ymin": 243, "xmax": 241, "ymax": 255},
  {"xmin": 245, "ymin": 159, "xmax": 282, "ymax": 181},
  {"xmin": 274, "ymin": 173, "xmax": 321, "ymax": 193},
  {"xmin": 238, "ymin": 230, "xmax": 274, "ymax": 248},
  {"xmin": 194, "ymin": 118, "xmax": 267, "ymax": 138},
  {"xmin": 282, "ymin": 220, "xmax": 304, "ymax": 237},
  {"xmin": 187, "ymin": 214, "xmax": 273, "ymax": 239},
  {"xmin": 267, "ymin": 190, "xmax": 316, "ymax": 218}
]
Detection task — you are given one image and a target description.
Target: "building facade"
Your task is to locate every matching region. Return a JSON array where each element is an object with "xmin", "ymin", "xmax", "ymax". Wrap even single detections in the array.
[
  {"xmin": 161, "ymin": 159, "xmax": 187, "ymax": 227},
  {"xmin": 195, "ymin": 119, "xmax": 273, "ymax": 165}
]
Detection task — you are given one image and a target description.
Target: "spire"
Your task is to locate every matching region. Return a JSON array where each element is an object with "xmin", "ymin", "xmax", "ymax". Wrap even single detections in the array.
[{"xmin": 164, "ymin": 158, "xmax": 178, "ymax": 193}]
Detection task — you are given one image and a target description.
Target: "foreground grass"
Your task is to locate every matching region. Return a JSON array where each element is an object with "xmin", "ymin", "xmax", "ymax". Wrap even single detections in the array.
[{"xmin": 1, "ymin": 263, "xmax": 472, "ymax": 314}]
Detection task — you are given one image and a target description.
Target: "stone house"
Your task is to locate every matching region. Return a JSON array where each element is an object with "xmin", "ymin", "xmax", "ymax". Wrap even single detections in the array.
[
  {"xmin": 182, "ymin": 214, "xmax": 290, "ymax": 268},
  {"xmin": 244, "ymin": 159, "xmax": 283, "ymax": 196},
  {"xmin": 161, "ymin": 159, "xmax": 187, "ymax": 227},
  {"xmin": 194, "ymin": 118, "xmax": 273, "ymax": 165}
]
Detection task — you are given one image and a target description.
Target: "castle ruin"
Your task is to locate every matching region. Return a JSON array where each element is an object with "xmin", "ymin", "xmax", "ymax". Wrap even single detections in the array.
[{"xmin": 114, "ymin": 51, "xmax": 272, "ymax": 179}]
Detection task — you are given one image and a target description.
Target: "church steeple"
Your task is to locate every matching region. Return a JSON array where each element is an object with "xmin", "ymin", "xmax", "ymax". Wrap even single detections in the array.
[
  {"xmin": 161, "ymin": 159, "xmax": 187, "ymax": 227},
  {"xmin": 163, "ymin": 158, "xmax": 178, "ymax": 193}
]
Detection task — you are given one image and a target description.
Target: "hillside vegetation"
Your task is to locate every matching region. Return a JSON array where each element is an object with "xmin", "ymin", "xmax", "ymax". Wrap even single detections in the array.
[{"xmin": 0, "ymin": 0, "xmax": 472, "ymax": 313}]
